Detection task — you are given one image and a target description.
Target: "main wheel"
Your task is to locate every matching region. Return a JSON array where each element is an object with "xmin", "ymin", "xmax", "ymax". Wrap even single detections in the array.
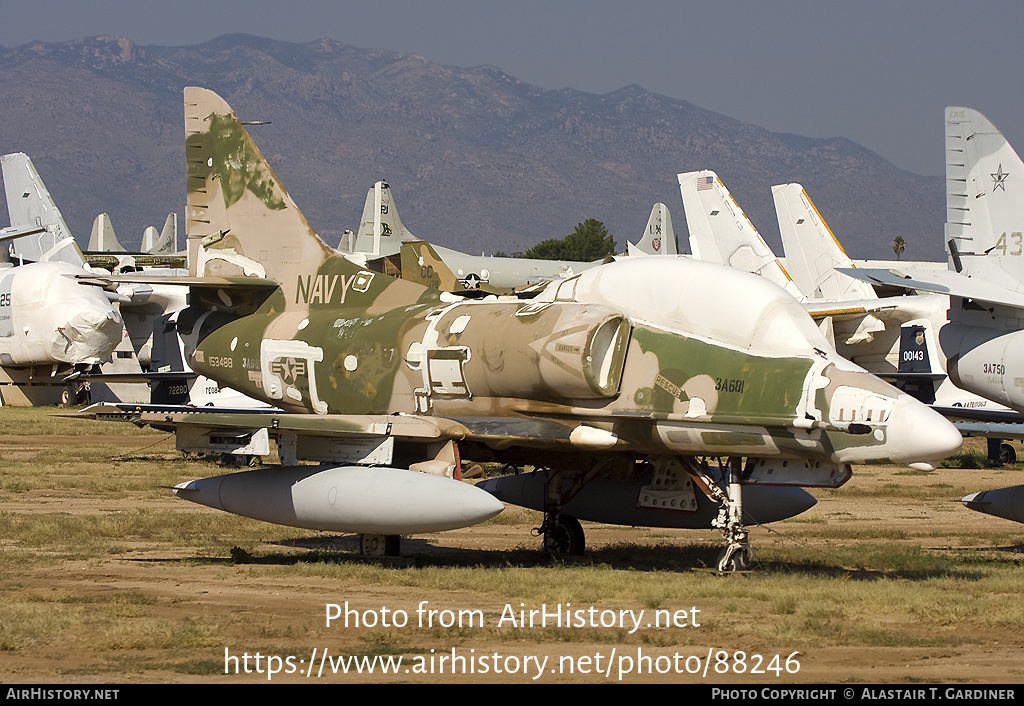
[
  {"xmin": 544, "ymin": 515, "xmax": 585, "ymax": 555},
  {"xmin": 360, "ymin": 533, "xmax": 400, "ymax": 557},
  {"xmin": 1000, "ymin": 443, "xmax": 1017, "ymax": 465}
]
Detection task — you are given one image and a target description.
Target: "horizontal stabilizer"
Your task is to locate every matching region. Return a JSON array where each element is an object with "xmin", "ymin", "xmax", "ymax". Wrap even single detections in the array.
[
  {"xmin": 837, "ymin": 266, "xmax": 1024, "ymax": 308},
  {"xmin": 0, "ymin": 225, "xmax": 46, "ymax": 242},
  {"xmin": 74, "ymin": 272, "xmax": 279, "ymax": 291}
]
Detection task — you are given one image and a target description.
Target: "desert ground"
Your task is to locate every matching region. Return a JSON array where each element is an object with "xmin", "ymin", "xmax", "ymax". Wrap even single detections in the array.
[{"xmin": 1, "ymin": 407, "xmax": 1023, "ymax": 684}]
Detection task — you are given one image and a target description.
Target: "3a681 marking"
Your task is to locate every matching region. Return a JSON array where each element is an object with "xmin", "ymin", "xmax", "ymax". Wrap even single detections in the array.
[{"xmin": 715, "ymin": 378, "xmax": 745, "ymax": 393}]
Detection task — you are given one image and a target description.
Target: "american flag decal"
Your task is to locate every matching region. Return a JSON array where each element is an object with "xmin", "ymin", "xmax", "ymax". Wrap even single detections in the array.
[{"xmin": 696, "ymin": 176, "xmax": 715, "ymax": 191}]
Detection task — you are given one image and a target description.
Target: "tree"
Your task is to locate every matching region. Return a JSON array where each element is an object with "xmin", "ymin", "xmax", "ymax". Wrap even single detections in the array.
[
  {"xmin": 522, "ymin": 219, "xmax": 616, "ymax": 261},
  {"xmin": 892, "ymin": 235, "xmax": 905, "ymax": 260}
]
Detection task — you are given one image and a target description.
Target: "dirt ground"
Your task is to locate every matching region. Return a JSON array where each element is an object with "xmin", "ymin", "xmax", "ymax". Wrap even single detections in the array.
[{"xmin": 2, "ymin": 431, "xmax": 1023, "ymax": 685}]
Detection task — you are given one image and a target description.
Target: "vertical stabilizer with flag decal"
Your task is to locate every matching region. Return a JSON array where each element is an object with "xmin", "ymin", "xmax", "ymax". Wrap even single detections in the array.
[{"xmin": 678, "ymin": 170, "xmax": 804, "ymax": 301}]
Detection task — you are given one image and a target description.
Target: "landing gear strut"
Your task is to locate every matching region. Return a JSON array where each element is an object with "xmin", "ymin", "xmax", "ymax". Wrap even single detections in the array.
[
  {"xmin": 690, "ymin": 456, "xmax": 752, "ymax": 573},
  {"xmin": 61, "ymin": 382, "xmax": 91, "ymax": 407},
  {"xmin": 539, "ymin": 467, "xmax": 590, "ymax": 556}
]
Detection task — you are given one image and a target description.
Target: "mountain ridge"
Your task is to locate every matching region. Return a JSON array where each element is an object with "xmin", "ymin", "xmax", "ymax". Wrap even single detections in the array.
[{"xmin": 0, "ymin": 34, "xmax": 943, "ymax": 260}]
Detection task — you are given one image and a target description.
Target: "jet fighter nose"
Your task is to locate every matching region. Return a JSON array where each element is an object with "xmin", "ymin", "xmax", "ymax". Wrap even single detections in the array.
[{"xmin": 883, "ymin": 394, "xmax": 963, "ymax": 464}]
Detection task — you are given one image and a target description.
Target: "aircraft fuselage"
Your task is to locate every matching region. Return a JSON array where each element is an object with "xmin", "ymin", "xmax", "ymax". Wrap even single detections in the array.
[
  {"xmin": 184, "ymin": 256, "xmax": 961, "ymax": 472},
  {"xmin": 0, "ymin": 261, "xmax": 122, "ymax": 367}
]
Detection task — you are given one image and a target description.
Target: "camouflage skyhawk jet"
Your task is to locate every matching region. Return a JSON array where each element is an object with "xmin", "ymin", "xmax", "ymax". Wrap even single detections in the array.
[{"xmin": 79, "ymin": 88, "xmax": 963, "ymax": 569}]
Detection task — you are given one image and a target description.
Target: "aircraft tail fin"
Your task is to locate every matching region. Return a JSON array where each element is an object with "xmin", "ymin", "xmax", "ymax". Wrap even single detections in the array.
[
  {"xmin": 341, "ymin": 180, "xmax": 413, "ymax": 258},
  {"xmin": 141, "ymin": 226, "xmax": 158, "ymax": 253},
  {"xmin": 945, "ymin": 107, "xmax": 1024, "ymax": 287},
  {"xmin": 893, "ymin": 324, "xmax": 939, "ymax": 404},
  {"xmin": 142, "ymin": 213, "xmax": 177, "ymax": 255},
  {"xmin": 183, "ymin": 87, "xmax": 337, "ymax": 294},
  {"xmin": 677, "ymin": 170, "xmax": 804, "ymax": 300},
  {"xmin": 88, "ymin": 213, "xmax": 127, "ymax": 252},
  {"xmin": 182, "ymin": 88, "xmax": 431, "ymax": 315},
  {"xmin": 401, "ymin": 240, "xmax": 465, "ymax": 291},
  {"xmin": 627, "ymin": 203, "xmax": 676, "ymax": 256},
  {"xmin": 772, "ymin": 183, "xmax": 877, "ymax": 302},
  {"xmin": 0, "ymin": 152, "xmax": 85, "ymax": 266},
  {"xmin": 399, "ymin": 240, "xmax": 500, "ymax": 294}
]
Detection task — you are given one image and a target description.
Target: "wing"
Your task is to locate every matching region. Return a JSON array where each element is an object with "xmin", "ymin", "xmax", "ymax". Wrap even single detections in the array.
[{"xmin": 63, "ymin": 402, "xmax": 576, "ymax": 462}]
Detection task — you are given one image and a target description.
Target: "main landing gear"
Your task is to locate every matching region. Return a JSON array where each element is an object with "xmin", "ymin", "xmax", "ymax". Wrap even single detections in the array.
[
  {"xmin": 536, "ymin": 457, "xmax": 753, "ymax": 571},
  {"xmin": 538, "ymin": 466, "xmax": 595, "ymax": 557},
  {"xmin": 542, "ymin": 513, "xmax": 586, "ymax": 555},
  {"xmin": 987, "ymin": 438, "xmax": 1016, "ymax": 466}
]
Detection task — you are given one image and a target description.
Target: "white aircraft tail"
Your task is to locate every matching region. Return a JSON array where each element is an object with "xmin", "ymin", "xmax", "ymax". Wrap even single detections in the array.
[
  {"xmin": 0, "ymin": 152, "xmax": 85, "ymax": 266},
  {"xmin": 772, "ymin": 183, "xmax": 877, "ymax": 302},
  {"xmin": 142, "ymin": 213, "xmax": 177, "ymax": 255},
  {"xmin": 677, "ymin": 170, "xmax": 804, "ymax": 300},
  {"xmin": 340, "ymin": 180, "xmax": 413, "ymax": 258},
  {"xmin": 627, "ymin": 203, "xmax": 676, "ymax": 256},
  {"xmin": 141, "ymin": 226, "xmax": 158, "ymax": 253},
  {"xmin": 945, "ymin": 107, "xmax": 1024, "ymax": 288},
  {"xmin": 88, "ymin": 213, "xmax": 127, "ymax": 253}
]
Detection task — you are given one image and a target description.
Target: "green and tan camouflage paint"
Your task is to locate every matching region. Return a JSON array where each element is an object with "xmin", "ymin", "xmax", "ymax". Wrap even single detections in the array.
[{"xmin": 179, "ymin": 87, "xmax": 942, "ymax": 473}]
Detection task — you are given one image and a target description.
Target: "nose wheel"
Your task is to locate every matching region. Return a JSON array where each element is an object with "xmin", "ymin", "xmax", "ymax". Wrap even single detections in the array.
[{"xmin": 716, "ymin": 544, "xmax": 752, "ymax": 572}]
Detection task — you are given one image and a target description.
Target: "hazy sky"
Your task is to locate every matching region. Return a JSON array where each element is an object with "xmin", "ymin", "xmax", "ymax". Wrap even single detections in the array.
[{"xmin": 1, "ymin": 0, "xmax": 1022, "ymax": 176}]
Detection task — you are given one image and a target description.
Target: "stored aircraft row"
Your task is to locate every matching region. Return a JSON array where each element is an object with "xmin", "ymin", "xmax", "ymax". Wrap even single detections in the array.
[
  {"xmin": 677, "ymin": 166, "xmax": 1021, "ymax": 463},
  {"xmin": 0, "ymin": 152, "xmax": 237, "ymax": 407},
  {"xmin": 836, "ymin": 107, "xmax": 1024, "ymax": 525},
  {"xmin": 14, "ymin": 85, "xmax": 1019, "ymax": 559},
  {"xmin": 674, "ymin": 107, "xmax": 1024, "ymax": 527},
  {"xmin": 67, "ymin": 87, "xmax": 963, "ymax": 571},
  {"xmin": 341, "ymin": 178, "xmax": 676, "ymax": 292}
]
